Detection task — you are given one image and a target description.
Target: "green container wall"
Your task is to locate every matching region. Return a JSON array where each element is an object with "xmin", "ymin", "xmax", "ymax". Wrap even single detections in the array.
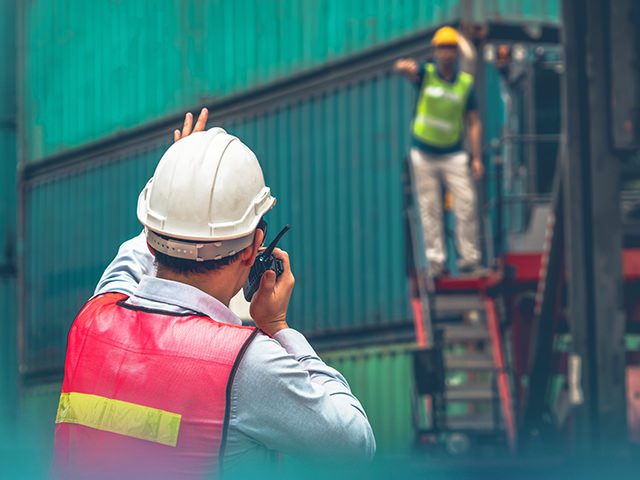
[
  {"xmin": 0, "ymin": 128, "xmax": 16, "ymax": 267},
  {"xmin": 1, "ymin": 382, "xmax": 62, "ymax": 476},
  {"xmin": 322, "ymin": 344, "xmax": 416, "ymax": 453},
  {"xmin": 0, "ymin": 278, "xmax": 17, "ymax": 424},
  {"xmin": 18, "ymin": 382, "xmax": 60, "ymax": 448},
  {"xmin": 22, "ymin": 0, "xmax": 559, "ymax": 163},
  {"xmin": 468, "ymin": 0, "xmax": 559, "ymax": 23},
  {"xmin": 1, "ymin": 0, "xmax": 16, "ymax": 266},
  {"xmin": 23, "ymin": 71, "xmax": 416, "ymax": 373},
  {"xmin": 0, "ymin": 0, "xmax": 17, "ymax": 425},
  {"xmin": 24, "ymin": 145, "xmax": 163, "ymax": 372}
]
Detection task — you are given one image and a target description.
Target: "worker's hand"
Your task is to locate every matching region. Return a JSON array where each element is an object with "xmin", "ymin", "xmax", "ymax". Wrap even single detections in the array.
[
  {"xmin": 393, "ymin": 58, "xmax": 418, "ymax": 79},
  {"xmin": 173, "ymin": 107, "xmax": 209, "ymax": 142},
  {"xmin": 471, "ymin": 156, "xmax": 485, "ymax": 180},
  {"xmin": 250, "ymin": 248, "xmax": 295, "ymax": 336}
]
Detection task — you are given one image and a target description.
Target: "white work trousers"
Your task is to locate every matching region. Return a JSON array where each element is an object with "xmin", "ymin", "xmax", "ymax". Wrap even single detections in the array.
[{"xmin": 410, "ymin": 148, "xmax": 480, "ymax": 269}]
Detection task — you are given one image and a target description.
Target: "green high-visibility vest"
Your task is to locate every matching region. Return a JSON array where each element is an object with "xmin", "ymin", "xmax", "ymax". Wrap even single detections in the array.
[{"xmin": 412, "ymin": 63, "xmax": 474, "ymax": 148}]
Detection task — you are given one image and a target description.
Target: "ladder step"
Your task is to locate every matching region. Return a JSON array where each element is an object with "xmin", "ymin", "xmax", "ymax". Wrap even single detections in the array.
[
  {"xmin": 446, "ymin": 385, "xmax": 495, "ymax": 401},
  {"xmin": 440, "ymin": 324, "xmax": 490, "ymax": 343},
  {"xmin": 434, "ymin": 295, "xmax": 486, "ymax": 315},
  {"xmin": 446, "ymin": 415, "xmax": 497, "ymax": 431},
  {"xmin": 445, "ymin": 354, "xmax": 495, "ymax": 370}
]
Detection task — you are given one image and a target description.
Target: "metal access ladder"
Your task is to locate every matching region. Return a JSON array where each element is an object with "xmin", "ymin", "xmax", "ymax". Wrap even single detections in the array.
[
  {"xmin": 404, "ymin": 155, "xmax": 516, "ymax": 454},
  {"xmin": 432, "ymin": 285, "xmax": 516, "ymax": 452}
]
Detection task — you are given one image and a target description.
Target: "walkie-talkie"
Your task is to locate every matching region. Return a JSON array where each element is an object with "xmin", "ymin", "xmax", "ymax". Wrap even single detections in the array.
[{"xmin": 243, "ymin": 225, "xmax": 291, "ymax": 302}]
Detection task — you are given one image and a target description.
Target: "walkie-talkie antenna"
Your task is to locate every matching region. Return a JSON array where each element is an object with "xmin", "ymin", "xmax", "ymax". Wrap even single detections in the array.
[{"xmin": 263, "ymin": 225, "xmax": 291, "ymax": 256}]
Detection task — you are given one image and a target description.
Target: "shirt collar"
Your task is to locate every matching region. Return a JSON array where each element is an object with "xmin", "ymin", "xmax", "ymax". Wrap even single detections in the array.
[
  {"xmin": 131, "ymin": 275, "xmax": 242, "ymax": 326},
  {"xmin": 435, "ymin": 62, "xmax": 459, "ymax": 83}
]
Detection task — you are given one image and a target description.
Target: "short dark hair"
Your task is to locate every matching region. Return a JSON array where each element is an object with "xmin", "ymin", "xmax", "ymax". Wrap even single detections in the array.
[
  {"xmin": 152, "ymin": 248, "xmax": 241, "ymax": 275},
  {"xmin": 151, "ymin": 218, "xmax": 266, "ymax": 276}
]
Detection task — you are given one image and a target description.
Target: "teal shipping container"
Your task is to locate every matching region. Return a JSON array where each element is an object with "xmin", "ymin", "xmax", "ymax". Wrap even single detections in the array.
[
  {"xmin": 17, "ymin": 4, "xmax": 560, "ymax": 375},
  {"xmin": 322, "ymin": 344, "xmax": 416, "ymax": 453},
  {"xmin": 1, "ymin": 382, "xmax": 60, "ymax": 477},
  {"xmin": 0, "ymin": 0, "xmax": 17, "ymax": 424},
  {"xmin": 0, "ymin": 0, "xmax": 16, "ymax": 277},
  {"xmin": 22, "ymin": 68, "xmax": 417, "ymax": 374},
  {"xmin": 21, "ymin": 0, "xmax": 559, "ymax": 163}
]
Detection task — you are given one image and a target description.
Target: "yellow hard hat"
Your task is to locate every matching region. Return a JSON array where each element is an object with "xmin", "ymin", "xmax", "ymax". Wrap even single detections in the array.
[{"xmin": 432, "ymin": 26, "xmax": 459, "ymax": 47}]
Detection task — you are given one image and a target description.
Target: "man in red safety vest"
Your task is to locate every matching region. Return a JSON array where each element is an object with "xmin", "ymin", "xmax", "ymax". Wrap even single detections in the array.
[{"xmin": 53, "ymin": 109, "xmax": 375, "ymax": 478}]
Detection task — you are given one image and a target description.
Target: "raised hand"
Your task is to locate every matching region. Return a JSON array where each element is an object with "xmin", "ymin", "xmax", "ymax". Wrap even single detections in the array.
[{"xmin": 173, "ymin": 107, "xmax": 209, "ymax": 142}]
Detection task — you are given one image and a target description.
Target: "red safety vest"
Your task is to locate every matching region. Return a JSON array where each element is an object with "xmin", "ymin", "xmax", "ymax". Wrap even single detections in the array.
[{"xmin": 53, "ymin": 292, "xmax": 257, "ymax": 479}]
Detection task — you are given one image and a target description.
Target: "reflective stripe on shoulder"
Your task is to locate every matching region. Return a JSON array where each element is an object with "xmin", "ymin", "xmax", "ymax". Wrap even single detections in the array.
[{"xmin": 56, "ymin": 392, "xmax": 182, "ymax": 447}]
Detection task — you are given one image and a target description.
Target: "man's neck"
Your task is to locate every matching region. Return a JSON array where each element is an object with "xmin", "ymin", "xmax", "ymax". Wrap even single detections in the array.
[
  {"xmin": 436, "ymin": 62, "xmax": 456, "ymax": 81},
  {"xmin": 157, "ymin": 269, "xmax": 237, "ymax": 307}
]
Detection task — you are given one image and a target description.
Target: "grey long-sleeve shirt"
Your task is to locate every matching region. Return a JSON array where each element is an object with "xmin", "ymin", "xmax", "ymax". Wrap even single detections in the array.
[{"xmin": 93, "ymin": 232, "xmax": 375, "ymax": 471}]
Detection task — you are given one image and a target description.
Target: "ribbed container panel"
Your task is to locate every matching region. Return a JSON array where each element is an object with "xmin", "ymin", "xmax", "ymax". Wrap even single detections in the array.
[
  {"xmin": 0, "ymin": 0, "xmax": 17, "ymax": 425},
  {"xmin": 0, "ymin": 278, "xmax": 17, "ymax": 422},
  {"xmin": 22, "ymin": 0, "xmax": 559, "ymax": 162},
  {"xmin": 0, "ymin": 129, "xmax": 16, "ymax": 268},
  {"xmin": 24, "ymin": 144, "xmax": 164, "ymax": 372},
  {"xmin": 322, "ymin": 344, "xmax": 416, "ymax": 453},
  {"xmin": 470, "ymin": 0, "xmax": 560, "ymax": 24},
  {"xmin": 1, "ymin": 0, "xmax": 16, "ymax": 260},
  {"xmin": 0, "ymin": 126, "xmax": 16, "ymax": 398},
  {"xmin": 23, "ymin": 70, "xmax": 416, "ymax": 373},
  {"xmin": 13, "ymin": 382, "xmax": 61, "ymax": 474}
]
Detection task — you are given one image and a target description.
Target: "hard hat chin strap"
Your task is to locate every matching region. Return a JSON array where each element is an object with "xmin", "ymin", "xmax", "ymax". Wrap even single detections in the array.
[{"xmin": 146, "ymin": 229, "xmax": 255, "ymax": 262}]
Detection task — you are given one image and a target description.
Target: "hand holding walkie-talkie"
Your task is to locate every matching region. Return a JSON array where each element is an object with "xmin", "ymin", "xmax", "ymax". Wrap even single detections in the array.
[{"xmin": 243, "ymin": 225, "xmax": 291, "ymax": 302}]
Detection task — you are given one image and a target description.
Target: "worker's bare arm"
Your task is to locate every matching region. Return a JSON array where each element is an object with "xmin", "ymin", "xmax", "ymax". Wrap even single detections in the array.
[
  {"xmin": 467, "ymin": 110, "xmax": 484, "ymax": 179},
  {"xmin": 393, "ymin": 58, "xmax": 419, "ymax": 82}
]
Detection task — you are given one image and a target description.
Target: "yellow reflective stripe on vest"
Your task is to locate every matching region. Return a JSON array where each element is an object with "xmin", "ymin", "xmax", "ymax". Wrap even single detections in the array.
[{"xmin": 56, "ymin": 392, "xmax": 182, "ymax": 447}]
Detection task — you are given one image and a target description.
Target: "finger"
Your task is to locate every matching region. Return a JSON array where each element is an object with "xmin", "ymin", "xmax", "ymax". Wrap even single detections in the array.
[
  {"xmin": 253, "ymin": 269, "xmax": 276, "ymax": 302},
  {"xmin": 173, "ymin": 129, "xmax": 180, "ymax": 143},
  {"xmin": 271, "ymin": 248, "xmax": 290, "ymax": 273},
  {"xmin": 181, "ymin": 112, "xmax": 193, "ymax": 138},
  {"xmin": 194, "ymin": 107, "xmax": 208, "ymax": 132}
]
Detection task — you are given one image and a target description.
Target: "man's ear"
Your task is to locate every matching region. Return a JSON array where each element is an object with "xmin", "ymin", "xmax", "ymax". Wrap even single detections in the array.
[
  {"xmin": 146, "ymin": 243, "xmax": 157, "ymax": 257},
  {"xmin": 240, "ymin": 229, "xmax": 264, "ymax": 266}
]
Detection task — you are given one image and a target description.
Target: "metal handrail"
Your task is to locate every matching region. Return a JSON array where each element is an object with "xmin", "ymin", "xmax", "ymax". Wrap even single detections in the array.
[{"xmin": 478, "ymin": 133, "xmax": 561, "ymax": 260}]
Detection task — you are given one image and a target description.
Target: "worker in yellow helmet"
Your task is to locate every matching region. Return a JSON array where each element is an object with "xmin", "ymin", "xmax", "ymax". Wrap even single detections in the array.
[{"xmin": 394, "ymin": 26, "xmax": 483, "ymax": 276}]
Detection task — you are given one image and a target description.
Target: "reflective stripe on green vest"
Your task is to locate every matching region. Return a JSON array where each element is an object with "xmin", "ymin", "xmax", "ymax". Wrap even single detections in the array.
[{"xmin": 412, "ymin": 64, "xmax": 473, "ymax": 148}]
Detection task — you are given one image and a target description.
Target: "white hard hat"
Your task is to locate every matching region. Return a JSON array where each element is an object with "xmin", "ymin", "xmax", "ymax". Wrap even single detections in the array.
[{"xmin": 137, "ymin": 127, "xmax": 276, "ymax": 261}]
